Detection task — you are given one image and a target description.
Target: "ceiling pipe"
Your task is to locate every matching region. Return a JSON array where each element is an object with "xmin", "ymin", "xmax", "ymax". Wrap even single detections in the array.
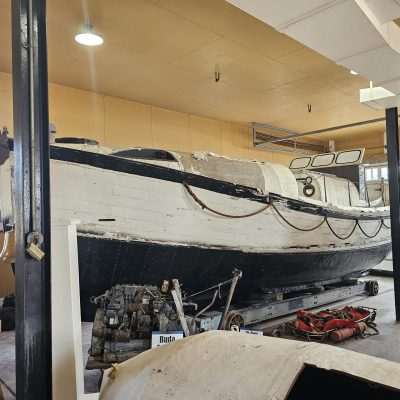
[{"xmin": 254, "ymin": 117, "xmax": 388, "ymax": 144}]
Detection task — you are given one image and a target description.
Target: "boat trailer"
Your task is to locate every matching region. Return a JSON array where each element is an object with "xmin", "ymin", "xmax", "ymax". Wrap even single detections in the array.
[{"xmin": 193, "ymin": 276, "xmax": 379, "ymax": 331}]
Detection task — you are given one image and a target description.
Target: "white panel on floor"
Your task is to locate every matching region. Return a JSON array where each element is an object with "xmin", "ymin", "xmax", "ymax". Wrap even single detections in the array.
[{"xmin": 51, "ymin": 220, "xmax": 99, "ymax": 400}]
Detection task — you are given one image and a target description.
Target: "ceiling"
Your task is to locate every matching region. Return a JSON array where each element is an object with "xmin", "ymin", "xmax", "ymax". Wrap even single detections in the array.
[{"xmin": 0, "ymin": 0, "xmax": 385, "ymax": 144}]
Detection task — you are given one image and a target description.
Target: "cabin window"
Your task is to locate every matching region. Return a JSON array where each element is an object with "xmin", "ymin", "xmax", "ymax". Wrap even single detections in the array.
[
  {"xmin": 111, "ymin": 149, "xmax": 177, "ymax": 162},
  {"xmin": 290, "ymin": 149, "xmax": 364, "ymax": 171},
  {"xmin": 335, "ymin": 149, "xmax": 362, "ymax": 164},
  {"xmin": 290, "ymin": 157, "xmax": 311, "ymax": 169},
  {"xmin": 311, "ymin": 153, "xmax": 335, "ymax": 167}
]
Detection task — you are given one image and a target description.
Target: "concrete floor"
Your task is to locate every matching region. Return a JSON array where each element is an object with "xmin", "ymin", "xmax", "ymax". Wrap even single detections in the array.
[
  {"xmin": 339, "ymin": 277, "xmax": 400, "ymax": 361},
  {"xmin": 1, "ymin": 275, "xmax": 400, "ymax": 398}
]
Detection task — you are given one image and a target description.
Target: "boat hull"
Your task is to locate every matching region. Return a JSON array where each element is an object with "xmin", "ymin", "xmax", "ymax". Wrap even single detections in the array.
[
  {"xmin": 78, "ymin": 235, "xmax": 391, "ymax": 321},
  {"xmin": 0, "ymin": 142, "xmax": 392, "ymax": 321}
]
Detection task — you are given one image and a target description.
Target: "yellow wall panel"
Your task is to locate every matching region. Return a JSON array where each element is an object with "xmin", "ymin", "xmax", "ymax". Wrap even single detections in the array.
[
  {"xmin": 272, "ymin": 152, "xmax": 295, "ymax": 165},
  {"xmin": 49, "ymin": 83, "xmax": 105, "ymax": 142},
  {"xmin": 220, "ymin": 122, "xmax": 237, "ymax": 157},
  {"xmin": 0, "ymin": 262, "xmax": 14, "ymax": 297},
  {"xmin": 189, "ymin": 115, "xmax": 222, "ymax": 154},
  {"xmin": 246, "ymin": 148, "xmax": 274, "ymax": 162},
  {"xmin": 0, "ymin": 232, "xmax": 15, "ymax": 297},
  {"xmin": 104, "ymin": 96, "xmax": 152, "ymax": 149},
  {"xmin": 151, "ymin": 107, "xmax": 190, "ymax": 152},
  {"xmin": 0, "ymin": 72, "xmax": 13, "ymax": 131},
  {"xmin": 335, "ymin": 132, "xmax": 385, "ymax": 162},
  {"xmin": 221, "ymin": 122, "xmax": 249, "ymax": 159},
  {"xmin": 0, "ymin": 71, "xmax": 295, "ymax": 164}
]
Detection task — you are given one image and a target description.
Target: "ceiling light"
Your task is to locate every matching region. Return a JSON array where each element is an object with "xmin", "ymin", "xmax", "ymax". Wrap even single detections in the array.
[
  {"xmin": 350, "ymin": 70, "xmax": 359, "ymax": 75},
  {"xmin": 74, "ymin": 24, "xmax": 103, "ymax": 46}
]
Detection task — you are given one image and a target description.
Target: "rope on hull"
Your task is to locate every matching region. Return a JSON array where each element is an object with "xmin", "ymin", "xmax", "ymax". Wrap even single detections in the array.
[{"xmin": 184, "ymin": 183, "xmax": 390, "ymax": 241}]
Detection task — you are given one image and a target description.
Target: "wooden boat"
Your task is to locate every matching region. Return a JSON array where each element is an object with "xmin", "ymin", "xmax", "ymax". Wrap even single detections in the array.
[{"xmin": 0, "ymin": 138, "xmax": 391, "ymax": 320}]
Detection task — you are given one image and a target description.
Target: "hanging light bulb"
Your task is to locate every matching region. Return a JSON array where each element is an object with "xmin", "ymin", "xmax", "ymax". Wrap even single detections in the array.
[{"xmin": 75, "ymin": 23, "xmax": 104, "ymax": 46}]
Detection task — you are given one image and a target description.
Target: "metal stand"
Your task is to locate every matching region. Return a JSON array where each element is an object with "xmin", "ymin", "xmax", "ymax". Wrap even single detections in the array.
[
  {"xmin": 194, "ymin": 280, "xmax": 378, "ymax": 331},
  {"xmin": 217, "ymin": 269, "xmax": 242, "ymax": 329}
]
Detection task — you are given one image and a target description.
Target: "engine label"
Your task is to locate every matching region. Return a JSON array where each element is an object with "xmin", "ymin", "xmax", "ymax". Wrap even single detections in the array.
[
  {"xmin": 240, "ymin": 328, "xmax": 263, "ymax": 336},
  {"xmin": 151, "ymin": 331, "xmax": 184, "ymax": 348}
]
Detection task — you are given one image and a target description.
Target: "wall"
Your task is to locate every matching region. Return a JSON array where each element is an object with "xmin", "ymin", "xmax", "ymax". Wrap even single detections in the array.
[
  {"xmin": 0, "ymin": 72, "xmax": 294, "ymax": 165},
  {"xmin": 0, "ymin": 72, "xmax": 386, "ymax": 164},
  {"xmin": 0, "ymin": 233, "xmax": 14, "ymax": 297},
  {"xmin": 335, "ymin": 134, "xmax": 386, "ymax": 163}
]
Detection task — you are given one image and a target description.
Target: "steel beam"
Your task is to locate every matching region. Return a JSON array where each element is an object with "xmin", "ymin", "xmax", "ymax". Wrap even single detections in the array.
[
  {"xmin": 385, "ymin": 107, "xmax": 400, "ymax": 321},
  {"xmin": 12, "ymin": 0, "xmax": 52, "ymax": 398}
]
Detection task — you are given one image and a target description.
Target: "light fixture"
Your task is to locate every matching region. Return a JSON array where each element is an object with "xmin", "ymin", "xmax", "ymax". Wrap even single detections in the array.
[
  {"xmin": 350, "ymin": 70, "xmax": 359, "ymax": 75},
  {"xmin": 75, "ymin": 24, "xmax": 104, "ymax": 46}
]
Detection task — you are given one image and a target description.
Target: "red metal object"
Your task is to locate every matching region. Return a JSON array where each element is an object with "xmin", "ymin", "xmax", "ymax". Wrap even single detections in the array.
[
  {"xmin": 323, "ymin": 319, "xmax": 357, "ymax": 332},
  {"xmin": 286, "ymin": 306, "xmax": 376, "ymax": 342},
  {"xmin": 330, "ymin": 328, "xmax": 356, "ymax": 342}
]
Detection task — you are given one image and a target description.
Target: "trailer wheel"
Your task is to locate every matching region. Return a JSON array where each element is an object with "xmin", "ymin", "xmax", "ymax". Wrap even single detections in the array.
[
  {"xmin": 367, "ymin": 280, "xmax": 379, "ymax": 296},
  {"xmin": 271, "ymin": 328, "xmax": 282, "ymax": 337},
  {"xmin": 224, "ymin": 311, "xmax": 244, "ymax": 331}
]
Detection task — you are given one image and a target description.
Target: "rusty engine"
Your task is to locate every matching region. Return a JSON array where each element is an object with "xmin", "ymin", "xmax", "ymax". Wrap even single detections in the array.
[
  {"xmin": 87, "ymin": 270, "xmax": 242, "ymax": 369},
  {"xmin": 87, "ymin": 283, "xmax": 185, "ymax": 368}
]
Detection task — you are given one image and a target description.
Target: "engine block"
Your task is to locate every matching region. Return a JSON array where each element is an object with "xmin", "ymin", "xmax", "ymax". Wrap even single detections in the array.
[{"xmin": 87, "ymin": 284, "xmax": 182, "ymax": 368}]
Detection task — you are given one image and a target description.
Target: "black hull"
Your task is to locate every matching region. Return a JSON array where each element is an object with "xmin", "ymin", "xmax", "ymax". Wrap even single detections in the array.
[{"xmin": 77, "ymin": 235, "xmax": 391, "ymax": 321}]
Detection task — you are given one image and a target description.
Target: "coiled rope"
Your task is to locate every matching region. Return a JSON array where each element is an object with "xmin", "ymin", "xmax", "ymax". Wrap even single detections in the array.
[
  {"xmin": 183, "ymin": 182, "xmax": 270, "ymax": 218},
  {"xmin": 183, "ymin": 183, "xmax": 390, "ymax": 240}
]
